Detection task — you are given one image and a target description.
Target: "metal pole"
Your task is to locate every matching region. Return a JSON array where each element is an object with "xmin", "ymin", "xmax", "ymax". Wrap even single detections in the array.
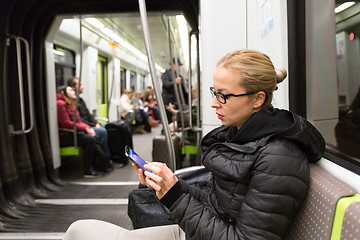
[
  {"xmin": 73, "ymin": 18, "xmax": 84, "ymax": 149},
  {"xmin": 138, "ymin": 0, "xmax": 176, "ymax": 171},
  {"xmin": 168, "ymin": 18, "xmax": 186, "ymax": 153}
]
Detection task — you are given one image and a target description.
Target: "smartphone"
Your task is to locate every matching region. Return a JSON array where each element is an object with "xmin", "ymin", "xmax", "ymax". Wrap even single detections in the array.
[{"xmin": 125, "ymin": 146, "xmax": 153, "ymax": 173}]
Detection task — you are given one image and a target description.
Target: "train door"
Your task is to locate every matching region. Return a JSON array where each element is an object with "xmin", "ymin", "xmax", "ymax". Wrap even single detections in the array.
[{"xmin": 97, "ymin": 55, "xmax": 108, "ymax": 123}]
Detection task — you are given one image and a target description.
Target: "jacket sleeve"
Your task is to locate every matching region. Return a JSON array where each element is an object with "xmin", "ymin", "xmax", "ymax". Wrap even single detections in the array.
[
  {"xmin": 80, "ymin": 99, "xmax": 97, "ymax": 126},
  {"xmin": 57, "ymin": 100, "xmax": 90, "ymax": 132},
  {"xmin": 164, "ymin": 141, "xmax": 309, "ymax": 240},
  {"xmin": 161, "ymin": 71, "xmax": 174, "ymax": 90}
]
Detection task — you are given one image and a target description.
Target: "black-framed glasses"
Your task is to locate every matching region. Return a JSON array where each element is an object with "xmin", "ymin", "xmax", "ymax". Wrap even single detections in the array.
[{"xmin": 210, "ymin": 87, "xmax": 255, "ymax": 104}]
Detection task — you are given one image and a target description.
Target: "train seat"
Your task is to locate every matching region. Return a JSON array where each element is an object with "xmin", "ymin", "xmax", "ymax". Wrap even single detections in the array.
[
  {"xmin": 60, "ymin": 146, "xmax": 83, "ymax": 156},
  {"xmin": 332, "ymin": 194, "xmax": 360, "ymax": 239},
  {"xmin": 285, "ymin": 163, "xmax": 357, "ymax": 240}
]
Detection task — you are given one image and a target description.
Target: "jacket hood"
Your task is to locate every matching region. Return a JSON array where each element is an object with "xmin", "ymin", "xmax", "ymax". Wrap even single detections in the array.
[{"xmin": 203, "ymin": 109, "xmax": 325, "ymax": 163}]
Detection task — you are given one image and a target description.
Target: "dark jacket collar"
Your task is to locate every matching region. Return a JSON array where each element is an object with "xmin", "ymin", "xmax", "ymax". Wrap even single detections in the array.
[{"xmin": 201, "ymin": 109, "xmax": 325, "ymax": 163}]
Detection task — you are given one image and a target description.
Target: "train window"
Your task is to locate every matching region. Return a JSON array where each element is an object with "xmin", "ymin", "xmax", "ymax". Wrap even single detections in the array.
[
  {"xmin": 97, "ymin": 55, "xmax": 108, "ymax": 105},
  {"xmin": 97, "ymin": 55, "xmax": 108, "ymax": 121},
  {"xmin": 331, "ymin": 2, "xmax": 360, "ymax": 169},
  {"xmin": 53, "ymin": 44, "xmax": 75, "ymax": 87}
]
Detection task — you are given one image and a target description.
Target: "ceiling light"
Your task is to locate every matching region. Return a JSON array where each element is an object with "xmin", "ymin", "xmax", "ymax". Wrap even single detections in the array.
[
  {"xmin": 85, "ymin": 18, "xmax": 104, "ymax": 28},
  {"xmin": 335, "ymin": 2, "xmax": 355, "ymax": 13},
  {"xmin": 100, "ymin": 27, "xmax": 165, "ymax": 73}
]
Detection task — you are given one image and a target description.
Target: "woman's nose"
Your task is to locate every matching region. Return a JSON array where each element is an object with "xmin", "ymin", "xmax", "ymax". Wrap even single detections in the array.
[{"xmin": 210, "ymin": 96, "xmax": 220, "ymax": 108}]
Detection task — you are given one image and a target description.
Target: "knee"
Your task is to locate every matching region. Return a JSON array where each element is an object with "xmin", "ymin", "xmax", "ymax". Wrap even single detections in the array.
[{"xmin": 64, "ymin": 220, "xmax": 91, "ymax": 240}]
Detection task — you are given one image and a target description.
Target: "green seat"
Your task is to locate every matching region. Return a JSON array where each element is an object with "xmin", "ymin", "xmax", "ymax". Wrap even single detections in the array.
[
  {"xmin": 60, "ymin": 146, "xmax": 83, "ymax": 156},
  {"xmin": 181, "ymin": 145, "xmax": 198, "ymax": 155}
]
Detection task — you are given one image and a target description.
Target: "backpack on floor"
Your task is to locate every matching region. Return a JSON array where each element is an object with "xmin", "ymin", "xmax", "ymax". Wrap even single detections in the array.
[
  {"xmin": 105, "ymin": 121, "xmax": 133, "ymax": 164},
  {"xmin": 92, "ymin": 142, "xmax": 112, "ymax": 172}
]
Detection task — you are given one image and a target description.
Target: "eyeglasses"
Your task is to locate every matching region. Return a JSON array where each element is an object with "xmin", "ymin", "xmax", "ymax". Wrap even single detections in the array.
[{"xmin": 210, "ymin": 87, "xmax": 255, "ymax": 104}]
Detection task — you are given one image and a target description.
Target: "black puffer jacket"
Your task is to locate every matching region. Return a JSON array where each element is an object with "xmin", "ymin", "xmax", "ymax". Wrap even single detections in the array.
[{"xmin": 160, "ymin": 109, "xmax": 325, "ymax": 240}]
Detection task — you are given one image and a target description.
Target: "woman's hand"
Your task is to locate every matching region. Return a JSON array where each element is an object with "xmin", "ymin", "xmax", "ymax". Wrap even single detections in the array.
[
  {"xmin": 132, "ymin": 162, "xmax": 178, "ymax": 199},
  {"xmin": 85, "ymin": 127, "xmax": 96, "ymax": 136}
]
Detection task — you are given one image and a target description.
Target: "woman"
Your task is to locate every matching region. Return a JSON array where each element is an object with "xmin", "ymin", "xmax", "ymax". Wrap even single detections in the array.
[
  {"xmin": 57, "ymin": 86, "xmax": 104, "ymax": 178},
  {"xmin": 143, "ymin": 89, "xmax": 160, "ymax": 120},
  {"xmin": 64, "ymin": 50, "xmax": 325, "ymax": 239}
]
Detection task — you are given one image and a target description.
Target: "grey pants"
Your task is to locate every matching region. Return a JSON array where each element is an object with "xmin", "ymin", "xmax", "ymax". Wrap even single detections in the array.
[{"xmin": 64, "ymin": 219, "xmax": 185, "ymax": 240}]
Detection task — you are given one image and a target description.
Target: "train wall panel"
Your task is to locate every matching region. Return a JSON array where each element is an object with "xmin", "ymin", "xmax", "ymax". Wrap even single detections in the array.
[
  {"xmin": 80, "ymin": 46, "xmax": 99, "ymax": 115},
  {"xmin": 200, "ymin": 0, "xmax": 289, "ymax": 136},
  {"xmin": 200, "ymin": 0, "xmax": 247, "ymax": 136},
  {"xmin": 247, "ymin": 0, "xmax": 289, "ymax": 111},
  {"xmin": 45, "ymin": 41, "xmax": 61, "ymax": 169},
  {"xmin": 108, "ymin": 58, "xmax": 121, "ymax": 122}
]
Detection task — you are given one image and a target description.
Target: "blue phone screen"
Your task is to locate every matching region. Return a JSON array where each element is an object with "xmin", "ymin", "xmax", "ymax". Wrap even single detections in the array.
[{"xmin": 128, "ymin": 147, "xmax": 153, "ymax": 173}]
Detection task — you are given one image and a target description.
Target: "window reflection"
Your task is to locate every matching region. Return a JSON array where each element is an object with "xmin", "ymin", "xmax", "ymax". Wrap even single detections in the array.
[{"xmin": 335, "ymin": 2, "xmax": 360, "ymax": 160}]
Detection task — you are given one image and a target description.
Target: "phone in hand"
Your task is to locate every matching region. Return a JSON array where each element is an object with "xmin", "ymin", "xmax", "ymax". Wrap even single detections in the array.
[{"xmin": 125, "ymin": 146, "xmax": 154, "ymax": 173}]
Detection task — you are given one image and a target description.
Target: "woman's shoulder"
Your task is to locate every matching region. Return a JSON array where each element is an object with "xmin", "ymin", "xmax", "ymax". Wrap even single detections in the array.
[
  {"xmin": 261, "ymin": 138, "xmax": 306, "ymax": 157},
  {"xmin": 256, "ymin": 138, "xmax": 309, "ymax": 175},
  {"xmin": 57, "ymin": 99, "xmax": 66, "ymax": 106}
]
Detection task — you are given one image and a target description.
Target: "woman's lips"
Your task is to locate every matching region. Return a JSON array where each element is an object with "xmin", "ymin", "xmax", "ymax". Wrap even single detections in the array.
[{"xmin": 216, "ymin": 113, "xmax": 224, "ymax": 120}]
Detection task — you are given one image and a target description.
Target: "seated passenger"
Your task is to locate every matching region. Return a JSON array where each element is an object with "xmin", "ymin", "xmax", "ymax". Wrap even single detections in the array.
[
  {"xmin": 143, "ymin": 89, "xmax": 160, "ymax": 120},
  {"xmin": 120, "ymin": 89, "xmax": 158, "ymax": 134},
  {"xmin": 57, "ymin": 86, "xmax": 104, "ymax": 178},
  {"xmin": 67, "ymin": 77, "xmax": 112, "ymax": 161},
  {"xmin": 64, "ymin": 49, "xmax": 325, "ymax": 239}
]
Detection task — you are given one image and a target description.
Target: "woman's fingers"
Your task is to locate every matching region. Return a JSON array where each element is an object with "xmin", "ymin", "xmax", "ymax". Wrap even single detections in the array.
[
  {"xmin": 132, "ymin": 163, "xmax": 146, "ymax": 184},
  {"xmin": 143, "ymin": 162, "xmax": 178, "ymax": 199}
]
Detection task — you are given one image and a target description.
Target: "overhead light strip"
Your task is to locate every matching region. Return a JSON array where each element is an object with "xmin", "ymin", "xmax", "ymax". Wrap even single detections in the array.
[
  {"xmin": 85, "ymin": 18, "xmax": 165, "ymax": 73},
  {"xmin": 335, "ymin": 2, "xmax": 355, "ymax": 13}
]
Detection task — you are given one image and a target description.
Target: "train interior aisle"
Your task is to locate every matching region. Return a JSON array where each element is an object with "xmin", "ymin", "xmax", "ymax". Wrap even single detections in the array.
[{"xmin": 0, "ymin": 125, "xmax": 162, "ymax": 240}]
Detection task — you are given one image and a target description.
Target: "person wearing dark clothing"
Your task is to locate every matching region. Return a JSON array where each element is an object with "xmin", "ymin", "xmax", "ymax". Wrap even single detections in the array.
[
  {"xmin": 64, "ymin": 50, "xmax": 325, "ymax": 240},
  {"xmin": 67, "ymin": 77, "xmax": 111, "ymax": 158},
  {"xmin": 57, "ymin": 86, "xmax": 104, "ymax": 178},
  {"xmin": 348, "ymin": 86, "xmax": 360, "ymax": 114},
  {"xmin": 161, "ymin": 58, "xmax": 189, "ymax": 123}
]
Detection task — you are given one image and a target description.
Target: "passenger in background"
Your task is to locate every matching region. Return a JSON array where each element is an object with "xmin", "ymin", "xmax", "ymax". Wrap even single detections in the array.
[
  {"xmin": 348, "ymin": 86, "xmax": 360, "ymax": 114},
  {"xmin": 120, "ymin": 90, "xmax": 158, "ymax": 134},
  {"xmin": 143, "ymin": 89, "xmax": 160, "ymax": 121},
  {"xmin": 161, "ymin": 58, "xmax": 189, "ymax": 123},
  {"xmin": 57, "ymin": 86, "xmax": 104, "ymax": 178},
  {"xmin": 64, "ymin": 49, "xmax": 325, "ymax": 239},
  {"xmin": 67, "ymin": 77, "xmax": 112, "ymax": 161}
]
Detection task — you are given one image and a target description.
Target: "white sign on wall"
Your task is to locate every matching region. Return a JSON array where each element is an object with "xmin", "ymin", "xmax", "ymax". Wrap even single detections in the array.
[{"xmin": 259, "ymin": 0, "xmax": 274, "ymax": 39}]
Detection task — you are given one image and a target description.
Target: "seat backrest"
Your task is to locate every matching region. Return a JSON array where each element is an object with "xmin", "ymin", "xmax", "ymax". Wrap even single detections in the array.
[
  {"xmin": 285, "ymin": 163, "xmax": 357, "ymax": 240},
  {"xmin": 341, "ymin": 200, "xmax": 360, "ymax": 239}
]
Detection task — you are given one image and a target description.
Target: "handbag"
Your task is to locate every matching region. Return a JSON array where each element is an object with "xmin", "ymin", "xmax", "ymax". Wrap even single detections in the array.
[{"xmin": 127, "ymin": 167, "xmax": 212, "ymax": 229}]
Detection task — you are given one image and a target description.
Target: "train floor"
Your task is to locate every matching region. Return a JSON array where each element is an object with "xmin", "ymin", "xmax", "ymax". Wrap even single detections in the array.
[{"xmin": 0, "ymin": 125, "xmax": 167, "ymax": 240}]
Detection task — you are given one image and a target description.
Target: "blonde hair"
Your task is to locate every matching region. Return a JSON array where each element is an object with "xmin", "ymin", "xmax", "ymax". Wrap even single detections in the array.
[{"xmin": 217, "ymin": 49, "xmax": 287, "ymax": 109}]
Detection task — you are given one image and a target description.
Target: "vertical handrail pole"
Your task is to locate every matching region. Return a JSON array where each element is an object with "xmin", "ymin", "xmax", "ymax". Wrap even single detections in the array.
[
  {"xmin": 19, "ymin": 37, "xmax": 35, "ymax": 133},
  {"xmin": 188, "ymin": 32, "xmax": 193, "ymax": 129},
  {"xmin": 138, "ymin": 0, "xmax": 176, "ymax": 171},
  {"xmin": 73, "ymin": 17, "xmax": 84, "ymax": 149},
  {"xmin": 168, "ymin": 18, "xmax": 185, "ymax": 151},
  {"xmin": 15, "ymin": 37, "xmax": 26, "ymax": 133},
  {"xmin": 108, "ymin": 22, "xmax": 116, "ymax": 119}
]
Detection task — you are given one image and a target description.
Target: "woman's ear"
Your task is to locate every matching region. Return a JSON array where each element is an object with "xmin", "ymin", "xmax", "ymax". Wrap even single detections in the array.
[{"xmin": 253, "ymin": 91, "xmax": 266, "ymax": 109}]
